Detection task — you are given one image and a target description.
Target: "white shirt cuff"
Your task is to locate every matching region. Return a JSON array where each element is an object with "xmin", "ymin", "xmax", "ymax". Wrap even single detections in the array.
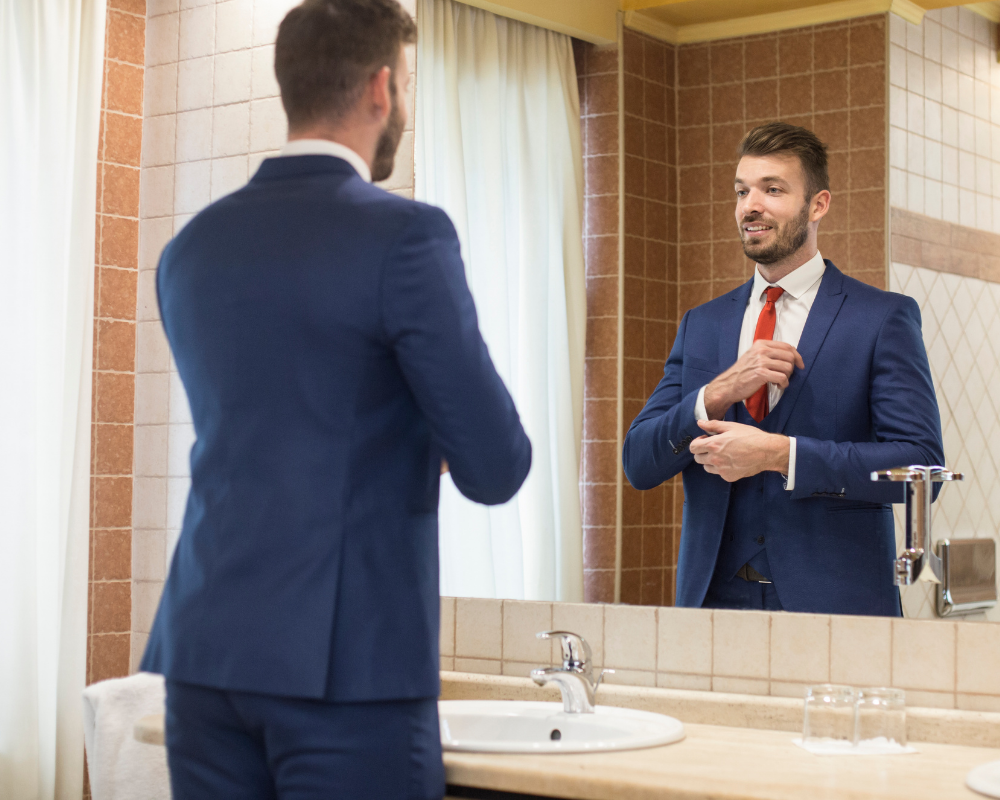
[
  {"xmin": 784, "ymin": 436, "xmax": 796, "ymax": 491},
  {"xmin": 695, "ymin": 385, "xmax": 709, "ymax": 422}
]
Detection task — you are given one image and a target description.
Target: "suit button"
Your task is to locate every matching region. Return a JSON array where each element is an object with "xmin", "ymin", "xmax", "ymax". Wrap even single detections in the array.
[{"xmin": 757, "ymin": 536, "xmax": 765, "ymax": 545}]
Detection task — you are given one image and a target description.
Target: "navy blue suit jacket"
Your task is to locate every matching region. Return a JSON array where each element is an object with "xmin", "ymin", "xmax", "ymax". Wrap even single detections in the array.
[
  {"xmin": 141, "ymin": 156, "xmax": 531, "ymax": 701},
  {"xmin": 622, "ymin": 263, "xmax": 943, "ymax": 615}
]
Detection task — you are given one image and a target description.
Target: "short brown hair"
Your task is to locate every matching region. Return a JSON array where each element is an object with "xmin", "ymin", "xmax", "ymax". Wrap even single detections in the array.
[
  {"xmin": 275, "ymin": 0, "xmax": 417, "ymax": 130},
  {"xmin": 737, "ymin": 122, "xmax": 830, "ymax": 199}
]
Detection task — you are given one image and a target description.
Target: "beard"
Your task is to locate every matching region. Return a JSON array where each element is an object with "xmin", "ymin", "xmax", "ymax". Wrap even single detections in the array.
[
  {"xmin": 371, "ymin": 85, "xmax": 405, "ymax": 183},
  {"xmin": 739, "ymin": 200, "xmax": 811, "ymax": 265}
]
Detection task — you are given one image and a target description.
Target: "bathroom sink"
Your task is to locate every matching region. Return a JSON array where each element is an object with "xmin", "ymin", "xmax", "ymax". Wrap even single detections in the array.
[{"xmin": 439, "ymin": 700, "xmax": 685, "ymax": 754}]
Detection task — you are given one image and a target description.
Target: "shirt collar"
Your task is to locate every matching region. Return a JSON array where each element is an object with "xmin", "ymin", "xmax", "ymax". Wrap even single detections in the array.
[
  {"xmin": 752, "ymin": 250, "xmax": 826, "ymax": 301},
  {"xmin": 279, "ymin": 138, "xmax": 372, "ymax": 183}
]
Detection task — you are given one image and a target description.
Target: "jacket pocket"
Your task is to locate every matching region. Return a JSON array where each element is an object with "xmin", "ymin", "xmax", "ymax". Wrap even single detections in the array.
[
  {"xmin": 685, "ymin": 355, "xmax": 719, "ymax": 374},
  {"xmin": 826, "ymin": 503, "xmax": 892, "ymax": 514}
]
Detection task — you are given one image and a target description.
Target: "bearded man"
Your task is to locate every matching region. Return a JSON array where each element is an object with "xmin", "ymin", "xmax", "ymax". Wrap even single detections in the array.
[
  {"xmin": 622, "ymin": 122, "xmax": 943, "ymax": 615},
  {"xmin": 141, "ymin": 1, "xmax": 531, "ymax": 797}
]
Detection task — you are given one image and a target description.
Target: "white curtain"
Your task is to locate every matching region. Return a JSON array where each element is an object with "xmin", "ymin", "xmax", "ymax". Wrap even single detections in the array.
[
  {"xmin": 415, "ymin": 0, "xmax": 586, "ymax": 602},
  {"xmin": 0, "ymin": 1, "xmax": 106, "ymax": 798}
]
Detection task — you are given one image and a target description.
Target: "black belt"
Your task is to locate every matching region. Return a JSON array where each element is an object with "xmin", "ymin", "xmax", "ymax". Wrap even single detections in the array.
[{"xmin": 737, "ymin": 564, "xmax": 772, "ymax": 584}]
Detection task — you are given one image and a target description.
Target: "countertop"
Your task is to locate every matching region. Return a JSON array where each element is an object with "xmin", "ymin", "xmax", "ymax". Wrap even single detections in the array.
[
  {"xmin": 134, "ymin": 672, "xmax": 1000, "ymax": 799},
  {"xmin": 134, "ymin": 712, "xmax": 999, "ymax": 799},
  {"xmin": 442, "ymin": 722, "xmax": 997, "ymax": 799}
]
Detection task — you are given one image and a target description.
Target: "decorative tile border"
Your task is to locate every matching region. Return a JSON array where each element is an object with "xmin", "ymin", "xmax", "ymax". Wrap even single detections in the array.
[
  {"xmin": 891, "ymin": 207, "xmax": 1000, "ymax": 282},
  {"xmin": 440, "ymin": 597, "xmax": 1000, "ymax": 711}
]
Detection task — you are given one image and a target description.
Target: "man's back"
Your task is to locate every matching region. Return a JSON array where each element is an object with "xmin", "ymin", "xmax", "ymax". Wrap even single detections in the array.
[{"xmin": 141, "ymin": 155, "xmax": 532, "ymax": 701}]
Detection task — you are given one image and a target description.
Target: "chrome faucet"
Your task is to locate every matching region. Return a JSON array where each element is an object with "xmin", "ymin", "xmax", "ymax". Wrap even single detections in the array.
[
  {"xmin": 530, "ymin": 631, "xmax": 613, "ymax": 714},
  {"xmin": 871, "ymin": 465, "xmax": 963, "ymax": 585}
]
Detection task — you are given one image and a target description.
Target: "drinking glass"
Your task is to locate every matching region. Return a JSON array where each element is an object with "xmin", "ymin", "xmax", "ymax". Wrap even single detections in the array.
[
  {"xmin": 855, "ymin": 687, "xmax": 907, "ymax": 747},
  {"xmin": 802, "ymin": 684, "xmax": 857, "ymax": 746}
]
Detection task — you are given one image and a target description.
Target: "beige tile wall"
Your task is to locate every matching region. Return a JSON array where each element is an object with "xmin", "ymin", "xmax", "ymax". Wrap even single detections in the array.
[
  {"xmin": 887, "ymin": 8, "xmax": 1000, "ymax": 621},
  {"xmin": 890, "ymin": 261, "xmax": 1000, "ymax": 623},
  {"xmin": 131, "ymin": 0, "xmax": 417, "ymax": 669},
  {"xmin": 441, "ymin": 596, "xmax": 1000, "ymax": 710},
  {"xmin": 888, "ymin": 7, "xmax": 1000, "ymax": 233}
]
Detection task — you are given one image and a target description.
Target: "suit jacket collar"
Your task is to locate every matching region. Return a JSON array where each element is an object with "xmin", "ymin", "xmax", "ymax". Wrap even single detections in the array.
[
  {"xmin": 762, "ymin": 260, "xmax": 846, "ymax": 433},
  {"xmin": 251, "ymin": 154, "xmax": 362, "ymax": 183},
  {"xmin": 279, "ymin": 139, "xmax": 372, "ymax": 182}
]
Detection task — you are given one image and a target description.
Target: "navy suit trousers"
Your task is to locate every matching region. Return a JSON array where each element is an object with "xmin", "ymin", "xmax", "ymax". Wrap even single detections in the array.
[{"xmin": 165, "ymin": 681, "xmax": 444, "ymax": 800}]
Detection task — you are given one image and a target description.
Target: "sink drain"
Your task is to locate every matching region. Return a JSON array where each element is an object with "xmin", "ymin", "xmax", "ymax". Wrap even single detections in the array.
[{"xmin": 550, "ymin": 729, "xmax": 561, "ymax": 741}]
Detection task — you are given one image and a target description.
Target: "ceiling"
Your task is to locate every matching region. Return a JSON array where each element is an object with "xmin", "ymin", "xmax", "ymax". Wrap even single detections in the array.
[
  {"xmin": 461, "ymin": 0, "xmax": 1000, "ymax": 47},
  {"xmin": 622, "ymin": 0, "xmax": 1000, "ymax": 44}
]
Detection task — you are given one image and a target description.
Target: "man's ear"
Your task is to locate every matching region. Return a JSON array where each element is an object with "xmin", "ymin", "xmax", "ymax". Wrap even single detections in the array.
[
  {"xmin": 810, "ymin": 189, "xmax": 831, "ymax": 223},
  {"xmin": 365, "ymin": 65, "xmax": 393, "ymax": 123}
]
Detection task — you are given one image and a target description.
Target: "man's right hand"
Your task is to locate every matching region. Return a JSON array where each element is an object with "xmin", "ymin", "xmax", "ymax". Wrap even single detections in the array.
[{"xmin": 703, "ymin": 340, "xmax": 804, "ymax": 420}]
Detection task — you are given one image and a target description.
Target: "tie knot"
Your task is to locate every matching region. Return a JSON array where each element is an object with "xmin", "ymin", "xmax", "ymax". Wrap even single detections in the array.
[{"xmin": 764, "ymin": 286, "xmax": 784, "ymax": 304}]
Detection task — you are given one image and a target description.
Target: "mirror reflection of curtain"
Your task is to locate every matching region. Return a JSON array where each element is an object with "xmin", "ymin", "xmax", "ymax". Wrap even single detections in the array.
[
  {"xmin": 415, "ymin": 0, "xmax": 586, "ymax": 601},
  {"xmin": 0, "ymin": 1, "xmax": 105, "ymax": 797}
]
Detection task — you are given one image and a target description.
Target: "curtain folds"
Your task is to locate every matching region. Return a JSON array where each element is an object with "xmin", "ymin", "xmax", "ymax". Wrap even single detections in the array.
[
  {"xmin": 415, "ymin": 0, "xmax": 586, "ymax": 602},
  {"xmin": 0, "ymin": 1, "xmax": 106, "ymax": 797}
]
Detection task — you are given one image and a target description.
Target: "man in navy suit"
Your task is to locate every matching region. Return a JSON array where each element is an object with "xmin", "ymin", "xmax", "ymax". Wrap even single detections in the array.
[
  {"xmin": 622, "ymin": 122, "xmax": 943, "ymax": 616},
  {"xmin": 141, "ymin": 1, "xmax": 531, "ymax": 797}
]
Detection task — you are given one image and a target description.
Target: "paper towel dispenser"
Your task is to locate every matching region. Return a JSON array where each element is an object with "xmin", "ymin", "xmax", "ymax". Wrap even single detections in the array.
[{"xmin": 935, "ymin": 538, "xmax": 997, "ymax": 617}]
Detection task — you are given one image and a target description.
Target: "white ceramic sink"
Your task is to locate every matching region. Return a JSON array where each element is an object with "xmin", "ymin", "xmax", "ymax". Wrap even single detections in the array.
[{"xmin": 439, "ymin": 700, "xmax": 685, "ymax": 754}]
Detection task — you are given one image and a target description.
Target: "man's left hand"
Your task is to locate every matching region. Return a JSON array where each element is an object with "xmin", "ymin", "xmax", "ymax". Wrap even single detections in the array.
[{"xmin": 689, "ymin": 420, "xmax": 790, "ymax": 482}]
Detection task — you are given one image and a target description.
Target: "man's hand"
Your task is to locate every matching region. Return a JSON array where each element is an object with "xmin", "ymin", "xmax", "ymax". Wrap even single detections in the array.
[
  {"xmin": 689, "ymin": 420, "xmax": 790, "ymax": 482},
  {"xmin": 703, "ymin": 340, "xmax": 804, "ymax": 419}
]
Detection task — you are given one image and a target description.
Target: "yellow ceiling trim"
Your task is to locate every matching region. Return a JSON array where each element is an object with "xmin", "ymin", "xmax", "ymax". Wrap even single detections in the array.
[
  {"xmin": 623, "ymin": 0, "xmax": 921, "ymax": 45},
  {"xmin": 965, "ymin": 1, "xmax": 1000, "ymax": 22},
  {"xmin": 889, "ymin": 0, "xmax": 926, "ymax": 24},
  {"xmin": 622, "ymin": 9, "xmax": 680, "ymax": 41},
  {"xmin": 620, "ymin": 0, "xmax": 692, "ymax": 10},
  {"xmin": 456, "ymin": 0, "xmax": 618, "ymax": 44}
]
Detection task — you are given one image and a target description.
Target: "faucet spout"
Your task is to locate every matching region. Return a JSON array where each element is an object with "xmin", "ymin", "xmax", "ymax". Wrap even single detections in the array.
[
  {"xmin": 531, "ymin": 667, "xmax": 597, "ymax": 714},
  {"xmin": 530, "ymin": 631, "xmax": 613, "ymax": 714}
]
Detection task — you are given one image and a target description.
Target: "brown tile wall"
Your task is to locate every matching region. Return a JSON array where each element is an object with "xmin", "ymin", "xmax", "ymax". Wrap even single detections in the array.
[
  {"xmin": 89, "ymin": 0, "xmax": 145, "ymax": 687},
  {"xmin": 674, "ymin": 15, "xmax": 888, "ymax": 309},
  {"xmin": 619, "ymin": 29, "xmax": 680, "ymax": 607},
  {"xmin": 575, "ymin": 40, "xmax": 620, "ymax": 604}
]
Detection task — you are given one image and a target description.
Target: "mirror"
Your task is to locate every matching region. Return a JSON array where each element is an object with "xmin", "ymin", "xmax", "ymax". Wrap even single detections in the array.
[{"xmin": 450, "ymin": 12, "xmax": 1000, "ymax": 623}]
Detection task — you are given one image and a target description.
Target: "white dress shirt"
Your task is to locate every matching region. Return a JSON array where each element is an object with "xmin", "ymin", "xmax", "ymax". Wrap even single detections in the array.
[
  {"xmin": 694, "ymin": 250, "xmax": 827, "ymax": 491},
  {"xmin": 279, "ymin": 138, "xmax": 372, "ymax": 183}
]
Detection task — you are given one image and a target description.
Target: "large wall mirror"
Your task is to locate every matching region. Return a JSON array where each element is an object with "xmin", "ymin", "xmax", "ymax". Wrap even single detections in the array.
[{"xmin": 435, "ymin": 5, "xmax": 1000, "ymax": 625}]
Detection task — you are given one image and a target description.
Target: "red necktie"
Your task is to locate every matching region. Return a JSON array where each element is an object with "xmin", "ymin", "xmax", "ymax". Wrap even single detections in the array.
[{"xmin": 745, "ymin": 286, "xmax": 785, "ymax": 423}]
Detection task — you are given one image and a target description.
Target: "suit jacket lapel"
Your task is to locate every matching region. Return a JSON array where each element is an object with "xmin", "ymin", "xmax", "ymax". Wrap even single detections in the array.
[
  {"xmin": 720, "ymin": 280, "xmax": 753, "ymax": 423},
  {"xmin": 766, "ymin": 260, "xmax": 846, "ymax": 434}
]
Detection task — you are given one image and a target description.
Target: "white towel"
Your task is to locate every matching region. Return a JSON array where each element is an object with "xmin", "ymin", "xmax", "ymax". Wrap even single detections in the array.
[{"xmin": 82, "ymin": 672, "xmax": 171, "ymax": 800}]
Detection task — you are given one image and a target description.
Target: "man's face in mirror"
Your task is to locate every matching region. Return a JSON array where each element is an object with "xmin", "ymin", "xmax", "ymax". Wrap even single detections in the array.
[
  {"xmin": 371, "ymin": 46, "xmax": 410, "ymax": 183},
  {"xmin": 734, "ymin": 153, "xmax": 813, "ymax": 266}
]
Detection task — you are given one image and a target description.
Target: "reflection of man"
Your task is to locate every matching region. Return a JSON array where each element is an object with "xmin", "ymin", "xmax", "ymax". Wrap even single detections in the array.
[
  {"xmin": 623, "ymin": 122, "xmax": 943, "ymax": 615},
  {"xmin": 141, "ymin": 1, "xmax": 531, "ymax": 797}
]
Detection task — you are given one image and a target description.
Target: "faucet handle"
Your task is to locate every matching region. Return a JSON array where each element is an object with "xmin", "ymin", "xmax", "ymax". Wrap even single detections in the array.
[{"xmin": 536, "ymin": 630, "xmax": 592, "ymax": 670}]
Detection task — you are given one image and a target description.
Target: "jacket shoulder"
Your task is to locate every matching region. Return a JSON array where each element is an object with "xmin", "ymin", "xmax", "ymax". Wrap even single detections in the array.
[
  {"xmin": 838, "ymin": 271, "xmax": 918, "ymax": 315},
  {"xmin": 685, "ymin": 281, "xmax": 750, "ymax": 323},
  {"xmin": 348, "ymin": 183, "xmax": 457, "ymax": 238}
]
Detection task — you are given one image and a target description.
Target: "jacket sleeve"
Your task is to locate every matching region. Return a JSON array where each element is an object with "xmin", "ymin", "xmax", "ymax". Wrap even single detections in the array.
[
  {"xmin": 381, "ymin": 205, "xmax": 531, "ymax": 505},
  {"xmin": 622, "ymin": 311, "xmax": 709, "ymax": 490},
  {"xmin": 792, "ymin": 295, "xmax": 945, "ymax": 503}
]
